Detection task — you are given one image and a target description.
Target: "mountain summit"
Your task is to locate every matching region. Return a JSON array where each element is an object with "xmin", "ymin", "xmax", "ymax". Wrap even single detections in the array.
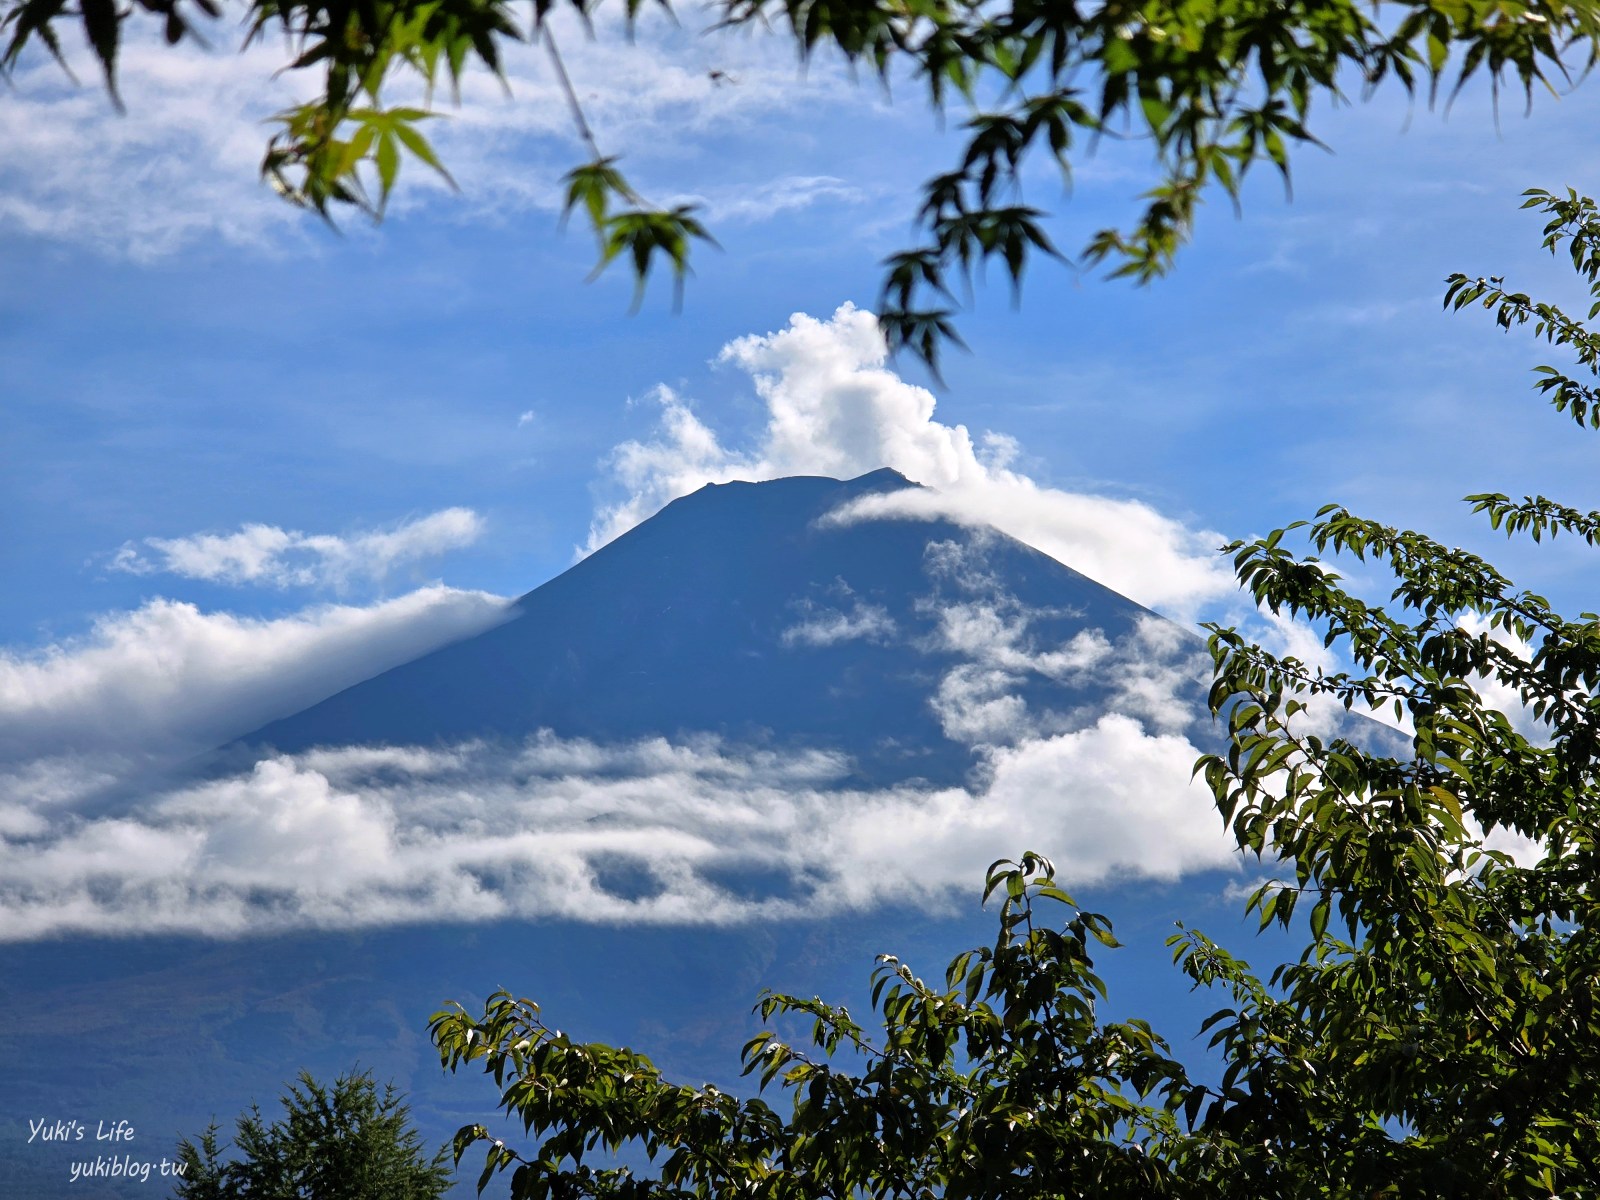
[{"xmin": 238, "ymin": 470, "xmax": 1199, "ymax": 785}]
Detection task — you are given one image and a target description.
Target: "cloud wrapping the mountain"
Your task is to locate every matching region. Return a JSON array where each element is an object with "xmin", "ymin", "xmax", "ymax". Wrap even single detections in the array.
[
  {"xmin": 0, "ymin": 723, "xmax": 1234, "ymax": 940},
  {"xmin": 110, "ymin": 508, "xmax": 484, "ymax": 589},
  {"xmin": 817, "ymin": 715, "xmax": 1235, "ymax": 907},
  {"xmin": 0, "ymin": 587, "xmax": 511, "ymax": 763},
  {"xmin": 588, "ymin": 304, "xmax": 1235, "ymax": 620}
]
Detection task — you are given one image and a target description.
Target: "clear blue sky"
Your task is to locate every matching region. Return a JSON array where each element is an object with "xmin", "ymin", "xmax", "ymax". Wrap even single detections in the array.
[{"xmin": 4, "ymin": 13, "xmax": 1600, "ymax": 937}]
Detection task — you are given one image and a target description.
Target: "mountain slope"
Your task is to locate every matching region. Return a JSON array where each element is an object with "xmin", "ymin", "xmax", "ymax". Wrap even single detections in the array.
[{"xmin": 238, "ymin": 470, "xmax": 1192, "ymax": 785}]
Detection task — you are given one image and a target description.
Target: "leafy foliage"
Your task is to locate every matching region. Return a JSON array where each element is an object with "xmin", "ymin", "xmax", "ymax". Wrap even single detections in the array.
[
  {"xmin": 431, "ymin": 854, "xmax": 1196, "ymax": 1200},
  {"xmin": 7, "ymin": 0, "xmax": 1600, "ymax": 364},
  {"xmin": 171, "ymin": 1068, "xmax": 452, "ymax": 1200},
  {"xmin": 431, "ymin": 189, "xmax": 1600, "ymax": 1198},
  {"xmin": 1185, "ymin": 186, "xmax": 1600, "ymax": 1195}
]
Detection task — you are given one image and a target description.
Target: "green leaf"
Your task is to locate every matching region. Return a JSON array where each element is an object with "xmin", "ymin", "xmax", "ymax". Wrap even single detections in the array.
[
  {"xmin": 78, "ymin": 0, "xmax": 122, "ymax": 107},
  {"xmin": 375, "ymin": 132, "xmax": 400, "ymax": 205}
]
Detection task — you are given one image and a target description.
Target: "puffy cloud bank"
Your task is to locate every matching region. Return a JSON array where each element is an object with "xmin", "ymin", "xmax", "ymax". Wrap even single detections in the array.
[
  {"xmin": 0, "ymin": 721, "xmax": 1233, "ymax": 940},
  {"xmin": 588, "ymin": 304, "xmax": 1235, "ymax": 620}
]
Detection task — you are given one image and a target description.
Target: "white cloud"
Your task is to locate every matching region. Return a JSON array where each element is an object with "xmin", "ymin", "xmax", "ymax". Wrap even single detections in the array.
[
  {"xmin": 779, "ymin": 580, "xmax": 898, "ymax": 647},
  {"xmin": 407, "ymin": 23, "xmax": 882, "ymax": 222},
  {"xmin": 831, "ymin": 484, "xmax": 1231, "ymax": 624},
  {"xmin": 1103, "ymin": 617, "xmax": 1214, "ymax": 737},
  {"xmin": 0, "ymin": 586, "xmax": 511, "ymax": 764},
  {"xmin": 917, "ymin": 553, "xmax": 1211, "ymax": 747},
  {"xmin": 1455, "ymin": 611, "xmax": 1546, "ymax": 742},
  {"xmin": 110, "ymin": 508, "xmax": 484, "ymax": 590},
  {"xmin": 694, "ymin": 175, "xmax": 870, "ymax": 224},
  {"xmin": 0, "ymin": 722, "xmax": 1235, "ymax": 940},
  {"xmin": 586, "ymin": 304, "xmax": 1236, "ymax": 620},
  {"xmin": 931, "ymin": 664, "xmax": 1036, "ymax": 745},
  {"xmin": 780, "ymin": 601, "xmax": 897, "ymax": 648}
]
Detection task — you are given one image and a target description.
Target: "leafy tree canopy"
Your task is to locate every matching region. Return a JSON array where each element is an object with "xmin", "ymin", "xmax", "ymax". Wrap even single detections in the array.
[
  {"xmin": 171, "ymin": 1068, "xmax": 453, "ymax": 1200},
  {"xmin": 428, "ymin": 187, "xmax": 1600, "ymax": 1198},
  {"xmin": 6, "ymin": 0, "xmax": 1600, "ymax": 367}
]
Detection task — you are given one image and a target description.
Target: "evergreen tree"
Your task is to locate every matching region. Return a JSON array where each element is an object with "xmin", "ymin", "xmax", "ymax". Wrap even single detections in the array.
[{"xmin": 172, "ymin": 1069, "xmax": 451, "ymax": 1200}]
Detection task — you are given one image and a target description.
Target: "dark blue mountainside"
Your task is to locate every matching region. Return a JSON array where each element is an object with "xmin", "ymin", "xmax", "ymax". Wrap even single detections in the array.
[
  {"xmin": 3, "ymin": 471, "xmax": 1238, "ymax": 1200},
  {"xmin": 232, "ymin": 469, "xmax": 1183, "ymax": 785}
]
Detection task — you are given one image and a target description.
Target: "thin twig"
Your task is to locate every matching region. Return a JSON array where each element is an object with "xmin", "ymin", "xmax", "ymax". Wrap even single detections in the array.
[{"xmin": 543, "ymin": 27, "xmax": 602, "ymax": 160}]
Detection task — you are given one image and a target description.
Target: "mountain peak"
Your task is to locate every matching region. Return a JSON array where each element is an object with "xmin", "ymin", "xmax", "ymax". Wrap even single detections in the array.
[
  {"xmin": 682, "ymin": 467, "xmax": 918, "ymax": 503},
  {"xmin": 848, "ymin": 466, "xmax": 917, "ymax": 487}
]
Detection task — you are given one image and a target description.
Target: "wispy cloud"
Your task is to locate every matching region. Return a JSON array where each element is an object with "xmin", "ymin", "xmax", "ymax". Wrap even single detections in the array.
[
  {"xmin": 779, "ymin": 581, "xmax": 898, "ymax": 647},
  {"xmin": 110, "ymin": 508, "xmax": 484, "ymax": 590},
  {"xmin": 587, "ymin": 303, "xmax": 1236, "ymax": 621},
  {"xmin": 0, "ymin": 13, "xmax": 879, "ymax": 256},
  {"xmin": 0, "ymin": 34, "xmax": 304, "ymax": 257},
  {"xmin": 693, "ymin": 175, "xmax": 871, "ymax": 224}
]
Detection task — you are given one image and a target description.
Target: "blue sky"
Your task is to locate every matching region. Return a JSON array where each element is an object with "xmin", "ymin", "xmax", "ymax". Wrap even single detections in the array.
[{"xmin": 4, "ymin": 11, "xmax": 1600, "ymax": 937}]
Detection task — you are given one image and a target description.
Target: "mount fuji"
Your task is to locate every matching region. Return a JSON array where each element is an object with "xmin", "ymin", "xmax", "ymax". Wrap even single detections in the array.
[
  {"xmin": 228, "ymin": 467, "xmax": 1204, "ymax": 786},
  {"xmin": 2, "ymin": 470, "xmax": 1269, "ymax": 1198}
]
